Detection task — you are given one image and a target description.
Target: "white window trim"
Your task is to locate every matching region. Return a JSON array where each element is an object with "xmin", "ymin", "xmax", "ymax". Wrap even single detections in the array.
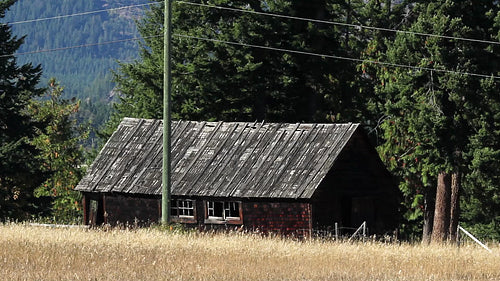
[
  {"xmin": 171, "ymin": 199, "xmax": 195, "ymax": 218},
  {"xmin": 205, "ymin": 201, "xmax": 242, "ymax": 223}
]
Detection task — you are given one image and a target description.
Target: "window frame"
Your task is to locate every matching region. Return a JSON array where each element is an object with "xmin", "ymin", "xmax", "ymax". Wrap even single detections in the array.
[
  {"xmin": 205, "ymin": 200, "xmax": 243, "ymax": 224},
  {"xmin": 170, "ymin": 198, "xmax": 197, "ymax": 223}
]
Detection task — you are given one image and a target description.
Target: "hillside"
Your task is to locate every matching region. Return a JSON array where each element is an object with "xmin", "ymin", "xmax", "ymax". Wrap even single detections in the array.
[{"xmin": 4, "ymin": 0, "xmax": 149, "ymax": 138}]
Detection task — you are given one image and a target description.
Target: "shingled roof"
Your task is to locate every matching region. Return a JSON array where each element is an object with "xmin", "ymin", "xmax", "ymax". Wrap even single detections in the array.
[{"xmin": 76, "ymin": 117, "xmax": 361, "ymax": 199}]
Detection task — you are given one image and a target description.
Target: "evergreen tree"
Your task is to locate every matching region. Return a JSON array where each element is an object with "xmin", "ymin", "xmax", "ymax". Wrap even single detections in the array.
[
  {"xmin": 29, "ymin": 78, "xmax": 88, "ymax": 223},
  {"xmin": 369, "ymin": 0, "xmax": 500, "ymax": 242},
  {"xmin": 0, "ymin": 0, "xmax": 46, "ymax": 220},
  {"xmin": 106, "ymin": 0, "xmax": 408, "ymax": 135},
  {"xmin": 460, "ymin": 9, "xmax": 500, "ymax": 239}
]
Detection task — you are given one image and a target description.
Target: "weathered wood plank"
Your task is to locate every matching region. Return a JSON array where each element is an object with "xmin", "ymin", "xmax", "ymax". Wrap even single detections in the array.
[
  {"xmin": 265, "ymin": 124, "xmax": 320, "ymax": 198},
  {"xmin": 278, "ymin": 124, "xmax": 346, "ymax": 198},
  {"xmin": 172, "ymin": 121, "xmax": 211, "ymax": 194},
  {"xmin": 123, "ymin": 119, "xmax": 163, "ymax": 194},
  {"xmin": 175, "ymin": 122, "xmax": 226, "ymax": 195},
  {"xmin": 183, "ymin": 121, "xmax": 234, "ymax": 195},
  {"xmin": 210, "ymin": 121, "xmax": 265, "ymax": 197},
  {"xmin": 250, "ymin": 123, "xmax": 302, "ymax": 198},
  {"xmin": 202, "ymin": 122, "xmax": 255, "ymax": 197},
  {"xmin": 230, "ymin": 123, "xmax": 284, "ymax": 198},
  {"xmin": 91, "ymin": 118, "xmax": 146, "ymax": 192},
  {"xmin": 113, "ymin": 119, "xmax": 160, "ymax": 193},
  {"xmin": 76, "ymin": 118, "xmax": 361, "ymax": 199},
  {"xmin": 192, "ymin": 122, "xmax": 249, "ymax": 197}
]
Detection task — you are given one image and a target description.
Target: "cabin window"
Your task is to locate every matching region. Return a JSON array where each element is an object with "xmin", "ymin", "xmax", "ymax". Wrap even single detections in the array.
[
  {"xmin": 205, "ymin": 201, "xmax": 242, "ymax": 224},
  {"xmin": 170, "ymin": 199, "xmax": 195, "ymax": 218}
]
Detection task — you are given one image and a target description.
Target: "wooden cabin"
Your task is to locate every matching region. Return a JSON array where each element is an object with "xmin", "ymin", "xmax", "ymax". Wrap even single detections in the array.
[{"xmin": 76, "ymin": 118, "xmax": 399, "ymax": 236}]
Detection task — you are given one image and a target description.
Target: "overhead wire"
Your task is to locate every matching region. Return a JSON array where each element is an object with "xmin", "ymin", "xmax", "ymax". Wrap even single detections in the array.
[
  {"xmin": 3, "ymin": 32, "xmax": 499, "ymax": 80},
  {"xmin": 8, "ymin": 2, "xmax": 153, "ymax": 25},
  {"xmin": 6, "ymin": 31, "xmax": 497, "ymax": 80},
  {"xmin": 7, "ymin": 0, "xmax": 500, "ymax": 47},
  {"xmin": 177, "ymin": 1, "xmax": 500, "ymax": 46},
  {"xmin": 2, "ymin": 1, "xmax": 499, "ymax": 80},
  {"xmin": 175, "ymin": 34, "xmax": 500, "ymax": 80},
  {"xmin": 1, "ymin": 36, "xmax": 161, "ymax": 58}
]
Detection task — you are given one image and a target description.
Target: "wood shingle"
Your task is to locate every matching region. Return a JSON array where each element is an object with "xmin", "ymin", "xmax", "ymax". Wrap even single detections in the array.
[{"xmin": 76, "ymin": 118, "xmax": 360, "ymax": 199}]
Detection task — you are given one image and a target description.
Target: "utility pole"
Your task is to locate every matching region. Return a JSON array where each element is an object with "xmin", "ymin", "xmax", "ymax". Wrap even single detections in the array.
[{"xmin": 161, "ymin": 0, "xmax": 172, "ymax": 225}]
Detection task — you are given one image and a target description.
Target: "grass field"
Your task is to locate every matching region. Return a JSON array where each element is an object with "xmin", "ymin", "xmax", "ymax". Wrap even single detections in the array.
[{"xmin": 1, "ymin": 223, "xmax": 499, "ymax": 280}]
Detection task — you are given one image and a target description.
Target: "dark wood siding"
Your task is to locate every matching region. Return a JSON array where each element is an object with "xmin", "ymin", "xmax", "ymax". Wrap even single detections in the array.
[
  {"xmin": 311, "ymin": 132, "xmax": 399, "ymax": 233},
  {"xmin": 103, "ymin": 194, "xmax": 161, "ymax": 226},
  {"xmin": 242, "ymin": 201, "xmax": 312, "ymax": 236}
]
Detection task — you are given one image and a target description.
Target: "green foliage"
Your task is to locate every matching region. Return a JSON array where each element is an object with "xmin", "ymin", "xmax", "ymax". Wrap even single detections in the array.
[
  {"xmin": 4, "ymin": 0, "xmax": 142, "ymax": 98},
  {"xmin": 368, "ymin": 0, "xmax": 500, "ymax": 238},
  {"xmin": 7, "ymin": 0, "xmax": 496, "ymax": 239},
  {"xmin": 107, "ymin": 0, "xmax": 410, "ymax": 136},
  {"xmin": 0, "ymin": 0, "xmax": 48, "ymax": 220},
  {"xmin": 4, "ymin": 0, "xmax": 144, "ymax": 143},
  {"xmin": 458, "ymin": 10, "xmax": 500, "ymax": 238},
  {"xmin": 461, "ymin": 78, "xmax": 500, "ymax": 239},
  {"xmin": 29, "ymin": 78, "xmax": 89, "ymax": 223}
]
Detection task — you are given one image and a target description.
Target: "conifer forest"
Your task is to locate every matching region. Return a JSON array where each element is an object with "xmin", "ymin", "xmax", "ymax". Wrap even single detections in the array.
[{"xmin": 1, "ymin": 0, "xmax": 500, "ymax": 242}]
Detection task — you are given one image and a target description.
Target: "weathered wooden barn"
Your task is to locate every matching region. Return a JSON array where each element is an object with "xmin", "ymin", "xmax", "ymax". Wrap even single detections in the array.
[{"xmin": 76, "ymin": 117, "xmax": 399, "ymax": 235}]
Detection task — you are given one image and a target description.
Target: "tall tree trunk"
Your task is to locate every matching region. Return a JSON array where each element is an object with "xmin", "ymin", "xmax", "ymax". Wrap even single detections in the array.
[
  {"xmin": 422, "ymin": 186, "xmax": 435, "ymax": 244},
  {"xmin": 448, "ymin": 171, "xmax": 461, "ymax": 242},
  {"xmin": 431, "ymin": 172, "xmax": 451, "ymax": 243}
]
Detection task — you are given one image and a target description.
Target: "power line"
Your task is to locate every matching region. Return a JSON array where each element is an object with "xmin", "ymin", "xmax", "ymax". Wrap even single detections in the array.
[
  {"xmin": 2, "ymin": 32, "xmax": 497, "ymax": 80},
  {"xmin": 8, "ymin": 2, "xmax": 153, "ymax": 25},
  {"xmin": 0, "ymin": 35, "xmax": 161, "ymax": 58},
  {"xmin": 2, "ymin": 1, "xmax": 499, "ymax": 80},
  {"xmin": 7, "ymin": 0, "xmax": 500, "ymax": 47},
  {"xmin": 175, "ymin": 33, "xmax": 500, "ymax": 80},
  {"xmin": 177, "ymin": 1, "xmax": 500, "ymax": 46}
]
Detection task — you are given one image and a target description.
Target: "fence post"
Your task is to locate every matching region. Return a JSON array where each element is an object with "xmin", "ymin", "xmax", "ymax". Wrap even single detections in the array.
[
  {"xmin": 362, "ymin": 221, "xmax": 366, "ymax": 242},
  {"xmin": 335, "ymin": 222, "xmax": 338, "ymax": 241}
]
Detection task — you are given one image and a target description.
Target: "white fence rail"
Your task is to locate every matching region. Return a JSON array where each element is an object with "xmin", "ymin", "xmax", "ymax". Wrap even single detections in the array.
[
  {"xmin": 457, "ymin": 225, "xmax": 492, "ymax": 253},
  {"xmin": 349, "ymin": 221, "xmax": 367, "ymax": 242}
]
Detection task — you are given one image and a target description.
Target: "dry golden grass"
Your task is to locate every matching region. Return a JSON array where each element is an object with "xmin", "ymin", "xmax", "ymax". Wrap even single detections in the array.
[{"xmin": 1, "ymin": 224, "xmax": 499, "ymax": 280}]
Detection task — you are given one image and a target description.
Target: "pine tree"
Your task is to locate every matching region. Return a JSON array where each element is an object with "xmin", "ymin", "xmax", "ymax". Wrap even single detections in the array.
[
  {"xmin": 106, "ymin": 0, "xmax": 400, "ymax": 135},
  {"xmin": 370, "ymin": 0, "xmax": 500, "ymax": 242},
  {"xmin": 29, "ymin": 78, "xmax": 88, "ymax": 223},
  {"xmin": 0, "ymin": 0, "xmax": 47, "ymax": 220},
  {"xmin": 460, "ymin": 11, "xmax": 500, "ymax": 238}
]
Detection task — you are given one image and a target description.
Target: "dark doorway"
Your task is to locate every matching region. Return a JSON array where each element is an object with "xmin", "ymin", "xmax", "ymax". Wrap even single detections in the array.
[
  {"xmin": 88, "ymin": 195, "xmax": 104, "ymax": 225},
  {"xmin": 351, "ymin": 197, "xmax": 375, "ymax": 228}
]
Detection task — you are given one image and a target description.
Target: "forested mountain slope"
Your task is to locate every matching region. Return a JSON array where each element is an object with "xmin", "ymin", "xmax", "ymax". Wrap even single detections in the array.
[{"xmin": 4, "ymin": 0, "xmax": 147, "ymax": 133}]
